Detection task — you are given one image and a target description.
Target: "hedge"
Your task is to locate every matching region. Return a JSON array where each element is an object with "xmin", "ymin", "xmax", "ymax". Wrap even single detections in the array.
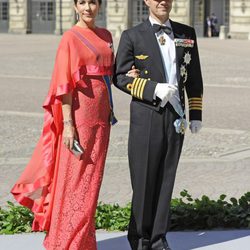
[{"xmin": 1, "ymin": 190, "xmax": 250, "ymax": 234}]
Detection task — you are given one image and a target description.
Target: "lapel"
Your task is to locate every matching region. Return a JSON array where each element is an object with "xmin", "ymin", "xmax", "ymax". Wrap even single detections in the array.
[
  {"xmin": 170, "ymin": 20, "xmax": 186, "ymax": 84},
  {"xmin": 139, "ymin": 19, "xmax": 166, "ymax": 82}
]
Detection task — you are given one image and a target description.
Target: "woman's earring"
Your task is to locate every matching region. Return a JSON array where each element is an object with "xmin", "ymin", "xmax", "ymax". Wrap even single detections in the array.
[{"xmin": 76, "ymin": 12, "xmax": 79, "ymax": 21}]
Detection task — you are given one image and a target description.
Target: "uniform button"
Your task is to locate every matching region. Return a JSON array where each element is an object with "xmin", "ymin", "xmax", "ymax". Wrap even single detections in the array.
[
  {"xmin": 182, "ymin": 87, "xmax": 184, "ymax": 91},
  {"xmin": 153, "ymin": 102, "xmax": 156, "ymax": 105},
  {"xmin": 148, "ymin": 78, "xmax": 151, "ymax": 80},
  {"xmin": 145, "ymin": 70, "xmax": 148, "ymax": 74}
]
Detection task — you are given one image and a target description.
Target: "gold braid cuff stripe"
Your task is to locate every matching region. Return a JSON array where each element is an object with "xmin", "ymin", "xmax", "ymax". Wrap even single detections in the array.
[
  {"xmin": 128, "ymin": 78, "xmax": 147, "ymax": 100},
  {"xmin": 189, "ymin": 97, "xmax": 202, "ymax": 111},
  {"xmin": 189, "ymin": 97, "xmax": 202, "ymax": 101}
]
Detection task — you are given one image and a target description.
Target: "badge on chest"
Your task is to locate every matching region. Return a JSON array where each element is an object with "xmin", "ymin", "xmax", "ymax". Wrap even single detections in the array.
[{"xmin": 158, "ymin": 36, "xmax": 166, "ymax": 46}]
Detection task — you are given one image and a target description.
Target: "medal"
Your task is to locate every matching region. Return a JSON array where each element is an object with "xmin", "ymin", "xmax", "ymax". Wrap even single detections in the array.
[
  {"xmin": 180, "ymin": 65, "xmax": 188, "ymax": 83},
  {"xmin": 173, "ymin": 117, "xmax": 187, "ymax": 135},
  {"xmin": 180, "ymin": 119, "xmax": 186, "ymax": 134},
  {"xmin": 183, "ymin": 51, "xmax": 192, "ymax": 65},
  {"xmin": 158, "ymin": 36, "xmax": 166, "ymax": 46},
  {"xmin": 174, "ymin": 38, "xmax": 195, "ymax": 48}
]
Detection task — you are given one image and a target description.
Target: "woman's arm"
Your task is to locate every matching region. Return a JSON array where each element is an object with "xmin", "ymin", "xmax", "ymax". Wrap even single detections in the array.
[{"xmin": 62, "ymin": 92, "xmax": 76, "ymax": 150}]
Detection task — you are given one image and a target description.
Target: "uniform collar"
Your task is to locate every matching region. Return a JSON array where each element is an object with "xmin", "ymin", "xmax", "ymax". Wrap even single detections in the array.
[
  {"xmin": 149, "ymin": 16, "xmax": 172, "ymax": 30},
  {"xmin": 149, "ymin": 16, "xmax": 173, "ymax": 38}
]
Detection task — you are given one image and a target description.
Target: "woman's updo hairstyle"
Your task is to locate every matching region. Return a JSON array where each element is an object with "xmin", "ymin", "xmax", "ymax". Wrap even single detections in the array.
[{"xmin": 74, "ymin": 0, "xmax": 102, "ymax": 5}]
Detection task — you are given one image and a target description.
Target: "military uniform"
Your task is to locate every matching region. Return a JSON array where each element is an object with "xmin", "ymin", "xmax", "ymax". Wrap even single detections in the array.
[{"xmin": 113, "ymin": 19, "xmax": 203, "ymax": 250}]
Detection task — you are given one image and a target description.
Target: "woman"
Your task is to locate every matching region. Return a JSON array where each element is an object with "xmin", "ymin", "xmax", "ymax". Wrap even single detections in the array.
[{"xmin": 11, "ymin": 0, "xmax": 137, "ymax": 249}]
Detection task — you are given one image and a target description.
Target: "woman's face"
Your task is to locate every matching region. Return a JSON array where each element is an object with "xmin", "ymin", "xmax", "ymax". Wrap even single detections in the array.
[{"xmin": 74, "ymin": 0, "xmax": 100, "ymax": 26}]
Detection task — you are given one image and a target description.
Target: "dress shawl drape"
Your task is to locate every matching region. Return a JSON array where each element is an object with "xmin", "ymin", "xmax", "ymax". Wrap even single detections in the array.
[{"xmin": 11, "ymin": 27, "xmax": 114, "ymax": 231}]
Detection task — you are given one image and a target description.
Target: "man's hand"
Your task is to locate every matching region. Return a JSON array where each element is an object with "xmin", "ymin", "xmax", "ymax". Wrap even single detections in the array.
[
  {"xmin": 189, "ymin": 120, "xmax": 202, "ymax": 134},
  {"xmin": 126, "ymin": 65, "xmax": 140, "ymax": 78},
  {"xmin": 154, "ymin": 83, "xmax": 177, "ymax": 107}
]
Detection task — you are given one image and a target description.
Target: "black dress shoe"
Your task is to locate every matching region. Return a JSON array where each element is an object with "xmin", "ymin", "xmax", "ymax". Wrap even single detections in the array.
[{"xmin": 151, "ymin": 237, "xmax": 171, "ymax": 250}]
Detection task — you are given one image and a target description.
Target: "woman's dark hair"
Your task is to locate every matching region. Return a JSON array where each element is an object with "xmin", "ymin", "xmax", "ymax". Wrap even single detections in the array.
[{"xmin": 74, "ymin": 0, "xmax": 102, "ymax": 5}]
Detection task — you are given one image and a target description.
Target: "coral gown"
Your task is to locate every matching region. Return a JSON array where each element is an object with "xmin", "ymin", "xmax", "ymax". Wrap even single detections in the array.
[{"xmin": 11, "ymin": 25, "xmax": 115, "ymax": 250}]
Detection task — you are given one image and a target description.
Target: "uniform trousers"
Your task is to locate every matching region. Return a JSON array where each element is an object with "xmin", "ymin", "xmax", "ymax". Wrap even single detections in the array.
[{"xmin": 127, "ymin": 102, "xmax": 184, "ymax": 250}]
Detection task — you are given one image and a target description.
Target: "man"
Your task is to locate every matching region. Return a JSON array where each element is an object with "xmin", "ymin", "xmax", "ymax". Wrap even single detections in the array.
[
  {"xmin": 113, "ymin": 1, "xmax": 203, "ymax": 249},
  {"xmin": 210, "ymin": 13, "xmax": 218, "ymax": 37}
]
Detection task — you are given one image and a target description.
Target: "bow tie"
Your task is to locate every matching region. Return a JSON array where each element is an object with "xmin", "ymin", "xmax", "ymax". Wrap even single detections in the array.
[{"xmin": 152, "ymin": 24, "xmax": 172, "ymax": 35}]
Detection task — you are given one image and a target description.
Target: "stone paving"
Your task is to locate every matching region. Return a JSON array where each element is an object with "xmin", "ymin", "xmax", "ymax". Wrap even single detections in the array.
[
  {"xmin": 0, "ymin": 34, "xmax": 250, "ymax": 208},
  {"xmin": 1, "ymin": 230, "xmax": 250, "ymax": 250}
]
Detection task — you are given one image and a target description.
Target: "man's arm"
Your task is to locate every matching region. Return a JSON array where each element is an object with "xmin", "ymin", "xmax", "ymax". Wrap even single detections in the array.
[
  {"xmin": 113, "ymin": 31, "xmax": 157, "ymax": 104},
  {"xmin": 185, "ymin": 27, "xmax": 203, "ymax": 122}
]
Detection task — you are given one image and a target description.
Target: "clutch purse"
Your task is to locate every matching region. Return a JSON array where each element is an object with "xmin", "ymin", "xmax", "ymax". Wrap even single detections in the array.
[{"xmin": 71, "ymin": 139, "xmax": 84, "ymax": 159}]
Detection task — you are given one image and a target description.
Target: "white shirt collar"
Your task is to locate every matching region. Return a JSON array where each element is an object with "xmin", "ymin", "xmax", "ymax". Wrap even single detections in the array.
[{"xmin": 149, "ymin": 16, "xmax": 172, "ymax": 29}]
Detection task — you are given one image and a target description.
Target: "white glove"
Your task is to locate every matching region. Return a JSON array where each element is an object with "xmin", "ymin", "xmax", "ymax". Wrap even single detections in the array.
[
  {"xmin": 154, "ymin": 83, "xmax": 178, "ymax": 107},
  {"xmin": 189, "ymin": 120, "xmax": 202, "ymax": 134}
]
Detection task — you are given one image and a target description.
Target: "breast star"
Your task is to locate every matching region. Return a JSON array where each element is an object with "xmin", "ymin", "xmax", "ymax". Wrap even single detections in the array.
[{"xmin": 183, "ymin": 51, "xmax": 191, "ymax": 65}]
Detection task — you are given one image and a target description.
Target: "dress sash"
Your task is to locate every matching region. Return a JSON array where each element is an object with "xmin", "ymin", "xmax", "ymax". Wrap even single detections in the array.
[{"xmin": 70, "ymin": 29, "xmax": 117, "ymax": 125}]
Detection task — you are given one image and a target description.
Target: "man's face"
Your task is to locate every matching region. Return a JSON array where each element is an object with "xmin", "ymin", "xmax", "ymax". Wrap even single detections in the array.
[{"xmin": 144, "ymin": 0, "xmax": 173, "ymax": 21}]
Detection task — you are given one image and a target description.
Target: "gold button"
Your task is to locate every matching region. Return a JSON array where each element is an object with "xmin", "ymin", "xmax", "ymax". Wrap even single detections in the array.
[
  {"xmin": 148, "ymin": 78, "xmax": 151, "ymax": 80},
  {"xmin": 127, "ymin": 83, "xmax": 132, "ymax": 91},
  {"xmin": 145, "ymin": 70, "xmax": 148, "ymax": 74}
]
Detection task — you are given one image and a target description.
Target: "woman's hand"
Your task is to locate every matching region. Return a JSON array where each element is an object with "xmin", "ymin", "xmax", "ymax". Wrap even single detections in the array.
[
  {"xmin": 63, "ymin": 120, "xmax": 77, "ymax": 150},
  {"xmin": 61, "ymin": 92, "xmax": 76, "ymax": 150},
  {"xmin": 126, "ymin": 65, "xmax": 140, "ymax": 78}
]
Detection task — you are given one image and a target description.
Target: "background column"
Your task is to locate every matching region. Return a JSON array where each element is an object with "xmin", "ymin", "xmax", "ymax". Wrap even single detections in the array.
[
  {"xmin": 9, "ymin": 0, "xmax": 28, "ymax": 33},
  {"xmin": 229, "ymin": 0, "xmax": 250, "ymax": 39},
  {"xmin": 55, "ymin": 0, "xmax": 74, "ymax": 35},
  {"xmin": 106, "ymin": 0, "xmax": 129, "ymax": 38}
]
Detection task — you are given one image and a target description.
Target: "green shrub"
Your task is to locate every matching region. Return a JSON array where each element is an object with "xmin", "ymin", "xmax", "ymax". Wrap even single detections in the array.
[
  {"xmin": 0, "ymin": 201, "xmax": 33, "ymax": 234},
  {"xmin": 170, "ymin": 189, "xmax": 250, "ymax": 230},
  {"xmin": 1, "ymin": 190, "xmax": 250, "ymax": 234},
  {"xmin": 95, "ymin": 202, "xmax": 131, "ymax": 231}
]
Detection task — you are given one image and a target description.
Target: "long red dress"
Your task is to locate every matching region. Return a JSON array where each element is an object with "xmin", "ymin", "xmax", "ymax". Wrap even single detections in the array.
[{"xmin": 11, "ymin": 25, "xmax": 114, "ymax": 250}]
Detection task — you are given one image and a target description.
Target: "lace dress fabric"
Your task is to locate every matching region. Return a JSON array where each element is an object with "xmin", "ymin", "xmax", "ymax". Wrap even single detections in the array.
[{"xmin": 43, "ymin": 77, "xmax": 111, "ymax": 250}]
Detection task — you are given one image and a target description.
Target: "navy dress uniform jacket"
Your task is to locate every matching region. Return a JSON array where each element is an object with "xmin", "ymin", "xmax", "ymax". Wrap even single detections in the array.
[{"xmin": 113, "ymin": 19, "xmax": 203, "ymax": 121}]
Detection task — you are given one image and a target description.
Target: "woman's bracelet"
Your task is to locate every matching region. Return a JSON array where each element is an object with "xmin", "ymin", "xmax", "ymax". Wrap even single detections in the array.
[{"xmin": 63, "ymin": 120, "xmax": 73, "ymax": 126}]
